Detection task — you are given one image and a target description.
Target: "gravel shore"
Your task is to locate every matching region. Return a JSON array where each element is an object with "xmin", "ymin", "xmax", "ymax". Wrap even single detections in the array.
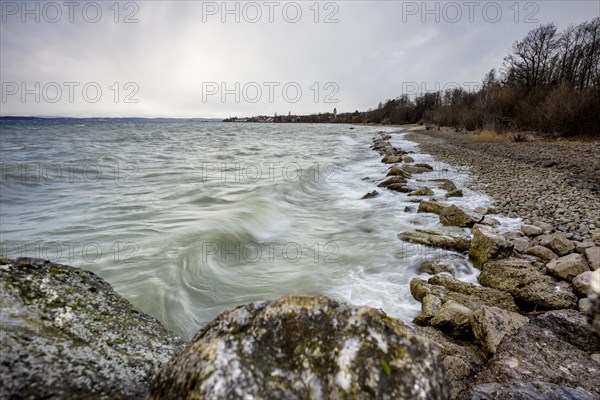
[{"xmin": 405, "ymin": 127, "xmax": 600, "ymax": 242}]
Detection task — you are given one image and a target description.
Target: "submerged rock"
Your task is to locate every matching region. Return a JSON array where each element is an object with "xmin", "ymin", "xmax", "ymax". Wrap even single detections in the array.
[
  {"xmin": 435, "ymin": 179, "xmax": 457, "ymax": 192},
  {"xmin": 402, "ymin": 164, "xmax": 433, "ymax": 174},
  {"xmin": 361, "ymin": 190, "xmax": 379, "ymax": 199},
  {"xmin": 382, "ymin": 154, "xmax": 403, "ymax": 164},
  {"xmin": 444, "ymin": 189, "xmax": 463, "ymax": 198},
  {"xmin": 0, "ymin": 258, "xmax": 185, "ymax": 400},
  {"xmin": 386, "ymin": 165, "xmax": 412, "ymax": 178},
  {"xmin": 378, "ymin": 176, "xmax": 407, "ymax": 188},
  {"xmin": 417, "ymin": 200, "xmax": 449, "ymax": 215},
  {"xmin": 408, "ymin": 187, "xmax": 434, "ymax": 197},
  {"xmin": 387, "ymin": 183, "xmax": 413, "ymax": 193},
  {"xmin": 148, "ymin": 296, "xmax": 450, "ymax": 400},
  {"xmin": 418, "ymin": 254, "xmax": 471, "ymax": 277},
  {"xmin": 414, "ymin": 163, "xmax": 433, "ymax": 170}
]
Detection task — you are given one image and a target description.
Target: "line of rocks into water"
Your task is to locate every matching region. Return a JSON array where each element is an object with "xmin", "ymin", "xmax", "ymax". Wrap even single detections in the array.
[{"xmin": 361, "ymin": 130, "xmax": 600, "ymax": 399}]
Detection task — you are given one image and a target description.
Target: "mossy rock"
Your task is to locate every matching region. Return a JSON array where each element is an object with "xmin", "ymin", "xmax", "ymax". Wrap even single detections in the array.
[
  {"xmin": 148, "ymin": 296, "xmax": 450, "ymax": 400},
  {"xmin": 0, "ymin": 258, "xmax": 185, "ymax": 399}
]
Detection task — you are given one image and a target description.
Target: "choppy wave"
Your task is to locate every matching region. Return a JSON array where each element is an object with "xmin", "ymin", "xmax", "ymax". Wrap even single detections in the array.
[{"xmin": 0, "ymin": 120, "xmax": 518, "ymax": 339}]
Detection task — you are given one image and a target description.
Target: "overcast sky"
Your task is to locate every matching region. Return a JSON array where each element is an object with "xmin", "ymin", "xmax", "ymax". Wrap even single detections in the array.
[{"xmin": 1, "ymin": 0, "xmax": 598, "ymax": 118}]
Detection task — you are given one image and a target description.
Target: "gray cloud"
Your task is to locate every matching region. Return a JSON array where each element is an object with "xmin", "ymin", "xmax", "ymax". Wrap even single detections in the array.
[{"xmin": 1, "ymin": 0, "xmax": 598, "ymax": 117}]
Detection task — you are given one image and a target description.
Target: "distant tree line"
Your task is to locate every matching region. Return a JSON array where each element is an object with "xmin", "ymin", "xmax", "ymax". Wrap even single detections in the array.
[{"xmin": 226, "ymin": 18, "xmax": 599, "ymax": 136}]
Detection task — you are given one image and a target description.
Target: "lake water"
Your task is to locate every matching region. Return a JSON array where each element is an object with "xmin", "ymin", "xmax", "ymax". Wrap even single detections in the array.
[{"xmin": 0, "ymin": 119, "xmax": 515, "ymax": 339}]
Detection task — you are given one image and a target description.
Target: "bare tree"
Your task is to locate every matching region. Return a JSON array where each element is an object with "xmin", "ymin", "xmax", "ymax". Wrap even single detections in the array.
[{"xmin": 503, "ymin": 23, "xmax": 559, "ymax": 90}]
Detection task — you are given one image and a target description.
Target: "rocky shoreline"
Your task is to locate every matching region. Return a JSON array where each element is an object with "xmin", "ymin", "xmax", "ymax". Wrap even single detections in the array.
[
  {"xmin": 1, "ymin": 127, "xmax": 599, "ymax": 399},
  {"xmin": 363, "ymin": 128, "xmax": 600, "ymax": 399}
]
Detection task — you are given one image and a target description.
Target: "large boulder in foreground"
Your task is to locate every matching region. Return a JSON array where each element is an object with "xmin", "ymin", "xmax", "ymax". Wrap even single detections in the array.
[
  {"xmin": 0, "ymin": 258, "xmax": 185, "ymax": 399},
  {"xmin": 148, "ymin": 296, "xmax": 450, "ymax": 400},
  {"xmin": 479, "ymin": 257, "xmax": 578, "ymax": 310}
]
